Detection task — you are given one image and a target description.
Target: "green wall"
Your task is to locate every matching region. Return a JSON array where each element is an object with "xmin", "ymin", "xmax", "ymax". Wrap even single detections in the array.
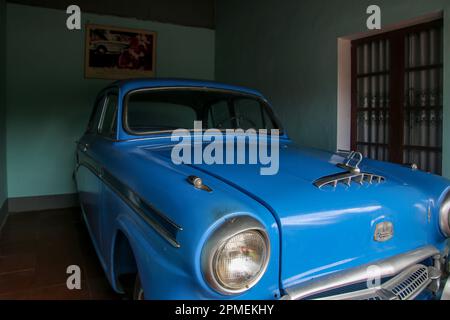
[
  {"xmin": 0, "ymin": 0, "xmax": 6, "ymax": 208},
  {"xmin": 6, "ymin": 3, "xmax": 215, "ymax": 198},
  {"xmin": 216, "ymin": 0, "xmax": 450, "ymax": 178}
]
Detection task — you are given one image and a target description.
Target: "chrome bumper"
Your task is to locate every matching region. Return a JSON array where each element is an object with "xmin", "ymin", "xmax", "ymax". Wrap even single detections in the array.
[
  {"xmin": 442, "ymin": 277, "xmax": 450, "ymax": 300},
  {"xmin": 281, "ymin": 246, "xmax": 447, "ymax": 300}
]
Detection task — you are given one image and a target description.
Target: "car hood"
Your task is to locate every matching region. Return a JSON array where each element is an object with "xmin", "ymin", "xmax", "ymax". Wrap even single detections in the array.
[{"xmin": 145, "ymin": 141, "xmax": 445, "ymax": 289}]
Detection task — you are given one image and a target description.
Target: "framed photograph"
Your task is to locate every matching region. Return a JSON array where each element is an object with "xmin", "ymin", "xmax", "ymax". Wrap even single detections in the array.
[{"xmin": 85, "ymin": 24, "xmax": 156, "ymax": 80}]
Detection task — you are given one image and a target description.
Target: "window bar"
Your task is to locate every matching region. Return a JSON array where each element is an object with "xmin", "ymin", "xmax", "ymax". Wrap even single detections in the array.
[
  {"xmin": 419, "ymin": 30, "xmax": 429, "ymax": 171},
  {"xmin": 385, "ymin": 49, "xmax": 390, "ymax": 162},
  {"xmin": 409, "ymin": 33, "xmax": 418, "ymax": 168},
  {"xmin": 404, "ymin": 35, "xmax": 411, "ymax": 165},
  {"xmin": 428, "ymin": 28, "xmax": 437, "ymax": 173},
  {"xmin": 383, "ymin": 41, "xmax": 388, "ymax": 160},
  {"xmin": 371, "ymin": 41, "xmax": 378, "ymax": 159},
  {"xmin": 363, "ymin": 43, "xmax": 370, "ymax": 157},
  {"xmin": 378, "ymin": 40, "xmax": 384, "ymax": 160}
]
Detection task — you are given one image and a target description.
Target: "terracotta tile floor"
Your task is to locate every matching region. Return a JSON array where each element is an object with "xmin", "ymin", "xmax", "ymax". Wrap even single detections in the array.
[{"xmin": 0, "ymin": 207, "xmax": 121, "ymax": 300}]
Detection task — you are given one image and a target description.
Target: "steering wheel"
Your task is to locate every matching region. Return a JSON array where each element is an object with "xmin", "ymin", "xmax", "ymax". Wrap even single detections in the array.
[{"xmin": 216, "ymin": 115, "xmax": 257, "ymax": 129}]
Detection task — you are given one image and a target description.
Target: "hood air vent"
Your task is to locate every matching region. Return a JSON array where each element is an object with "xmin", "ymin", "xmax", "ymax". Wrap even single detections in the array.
[{"xmin": 314, "ymin": 171, "xmax": 385, "ymax": 189}]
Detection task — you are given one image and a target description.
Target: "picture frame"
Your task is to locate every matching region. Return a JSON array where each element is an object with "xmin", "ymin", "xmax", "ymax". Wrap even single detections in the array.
[{"xmin": 85, "ymin": 24, "xmax": 156, "ymax": 80}]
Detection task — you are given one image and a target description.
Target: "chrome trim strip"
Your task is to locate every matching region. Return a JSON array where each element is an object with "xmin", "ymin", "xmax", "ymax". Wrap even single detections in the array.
[
  {"xmin": 281, "ymin": 246, "xmax": 439, "ymax": 300},
  {"xmin": 77, "ymin": 151, "xmax": 182, "ymax": 248},
  {"xmin": 101, "ymin": 170, "xmax": 183, "ymax": 246}
]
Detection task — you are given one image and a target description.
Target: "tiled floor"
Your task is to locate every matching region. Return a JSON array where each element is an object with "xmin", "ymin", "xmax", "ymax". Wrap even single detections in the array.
[{"xmin": 0, "ymin": 207, "xmax": 121, "ymax": 300}]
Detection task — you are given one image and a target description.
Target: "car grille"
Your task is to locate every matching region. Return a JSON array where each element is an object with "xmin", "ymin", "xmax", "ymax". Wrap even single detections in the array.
[
  {"xmin": 381, "ymin": 265, "xmax": 430, "ymax": 300},
  {"xmin": 281, "ymin": 246, "xmax": 441, "ymax": 300},
  {"xmin": 316, "ymin": 264, "xmax": 432, "ymax": 300},
  {"xmin": 366, "ymin": 296, "xmax": 383, "ymax": 300}
]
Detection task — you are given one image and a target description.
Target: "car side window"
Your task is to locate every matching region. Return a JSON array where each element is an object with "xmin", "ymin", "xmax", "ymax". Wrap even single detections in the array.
[
  {"xmin": 99, "ymin": 93, "xmax": 118, "ymax": 138},
  {"xmin": 87, "ymin": 95, "xmax": 107, "ymax": 134}
]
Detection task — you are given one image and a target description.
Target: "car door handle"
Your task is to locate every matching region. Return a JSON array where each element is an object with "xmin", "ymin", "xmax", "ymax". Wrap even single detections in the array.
[{"xmin": 79, "ymin": 143, "xmax": 89, "ymax": 152}]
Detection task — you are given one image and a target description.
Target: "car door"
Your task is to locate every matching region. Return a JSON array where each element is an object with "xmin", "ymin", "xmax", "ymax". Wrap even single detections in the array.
[{"xmin": 76, "ymin": 93, "xmax": 107, "ymax": 250}]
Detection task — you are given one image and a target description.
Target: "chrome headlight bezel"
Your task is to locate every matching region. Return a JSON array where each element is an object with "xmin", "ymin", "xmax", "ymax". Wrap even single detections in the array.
[
  {"xmin": 439, "ymin": 192, "xmax": 450, "ymax": 237},
  {"xmin": 201, "ymin": 216, "xmax": 270, "ymax": 295}
]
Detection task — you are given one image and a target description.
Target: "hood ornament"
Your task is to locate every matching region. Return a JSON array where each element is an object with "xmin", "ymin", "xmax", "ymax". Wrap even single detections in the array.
[{"xmin": 337, "ymin": 151, "xmax": 363, "ymax": 173}]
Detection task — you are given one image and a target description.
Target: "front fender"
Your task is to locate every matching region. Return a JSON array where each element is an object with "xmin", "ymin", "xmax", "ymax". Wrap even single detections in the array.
[{"xmin": 106, "ymin": 176, "xmax": 281, "ymax": 299}]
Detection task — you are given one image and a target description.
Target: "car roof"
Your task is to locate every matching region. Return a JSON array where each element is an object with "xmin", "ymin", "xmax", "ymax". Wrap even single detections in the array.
[{"xmin": 106, "ymin": 78, "xmax": 265, "ymax": 99}]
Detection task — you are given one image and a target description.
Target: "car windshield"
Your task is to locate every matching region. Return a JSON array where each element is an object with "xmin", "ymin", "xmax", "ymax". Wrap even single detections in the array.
[{"xmin": 124, "ymin": 88, "xmax": 281, "ymax": 134}]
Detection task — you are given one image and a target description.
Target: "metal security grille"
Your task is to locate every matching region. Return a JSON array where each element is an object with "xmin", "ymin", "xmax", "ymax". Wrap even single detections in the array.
[
  {"xmin": 354, "ymin": 39, "xmax": 391, "ymax": 161},
  {"xmin": 404, "ymin": 27, "xmax": 443, "ymax": 174},
  {"xmin": 351, "ymin": 20, "xmax": 443, "ymax": 175}
]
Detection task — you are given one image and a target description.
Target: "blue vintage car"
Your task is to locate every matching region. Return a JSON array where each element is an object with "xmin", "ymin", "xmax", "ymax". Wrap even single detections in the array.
[{"xmin": 75, "ymin": 78, "xmax": 450, "ymax": 300}]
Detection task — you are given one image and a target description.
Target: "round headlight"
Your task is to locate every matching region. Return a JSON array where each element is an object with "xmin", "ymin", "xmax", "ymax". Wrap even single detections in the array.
[
  {"xmin": 214, "ymin": 230, "xmax": 268, "ymax": 290},
  {"xmin": 439, "ymin": 192, "xmax": 450, "ymax": 237},
  {"xmin": 202, "ymin": 216, "xmax": 270, "ymax": 295}
]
